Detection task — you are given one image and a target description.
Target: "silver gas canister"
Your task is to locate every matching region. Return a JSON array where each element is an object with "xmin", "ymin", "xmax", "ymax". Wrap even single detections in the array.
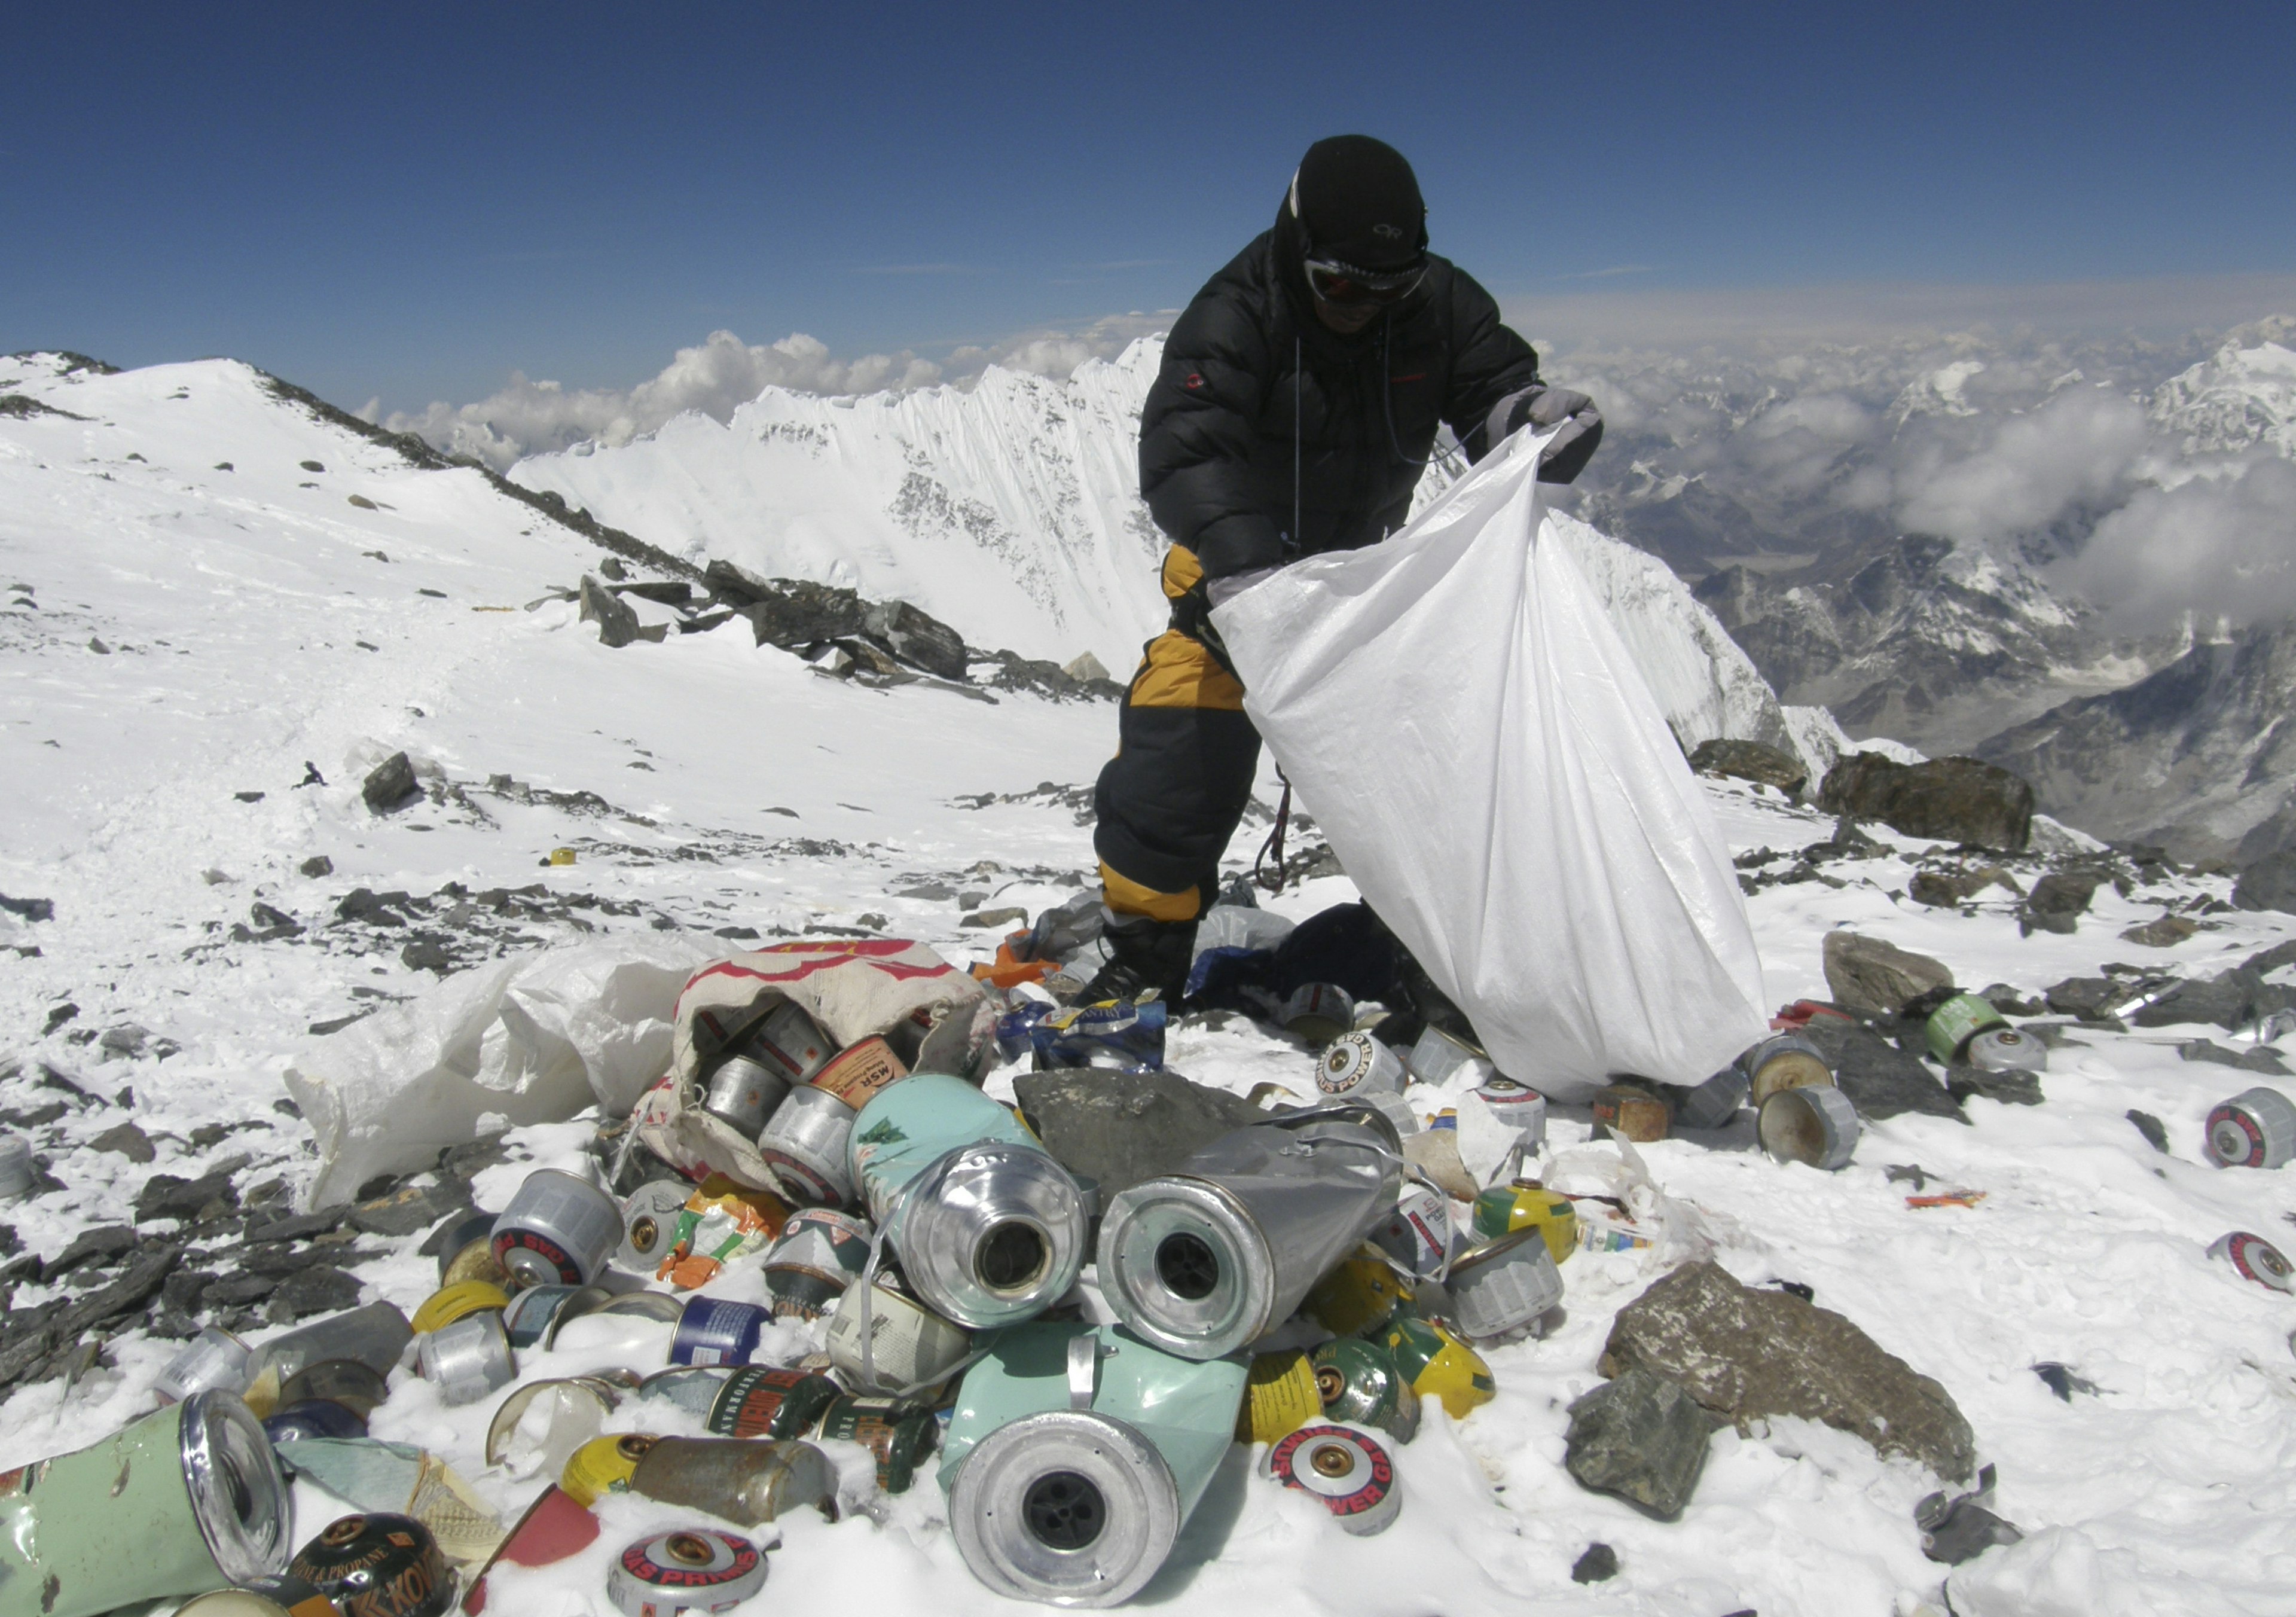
[
  {"xmin": 2210, "ymin": 1230, "xmax": 2295, "ymax": 1292},
  {"xmin": 1369, "ymin": 1183, "xmax": 1452, "ymax": 1281},
  {"xmin": 1406, "ymin": 1025, "xmax": 1494, "ymax": 1087},
  {"xmin": 948, "ymin": 1409, "xmax": 1180, "ymax": 1608},
  {"xmin": 1098, "ymin": 1115, "xmax": 1402, "ymax": 1360},
  {"xmin": 492, "ymin": 1168, "xmax": 622, "ymax": 1289},
  {"xmin": 823, "ymin": 1274, "xmax": 974, "ymax": 1395},
  {"xmin": 1475, "ymin": 1078, "xmax": 1548, "ymax": 1151},
  {"xmin": 1758, "ymin": 1084, "xmax": 1860, "ymax": 1170},
  {"xmin": 2205, "ymin": 1087, "xmax": 2296, "ymax": 1170},
  {"xmin": 1281, "ymin": 983, "xmax": 1357, "ymax": 1045},
  {"xmin": 1738, "ymin": 1033, "xmax": 1834, "ymax": 1106},
  {"xmin": 698, "ymin": 1053, "xmax": 787, "ymax": 1139},
  {"xmin": 1967, "ymin": 1027, "xmax": 2048, "ymax": 1074},
  {"xmin": 1264, "ymin": 1421, "xmax": 1402, "ymax": 1536},
  {"xmin": 1676, "ymin": 1066, "xmax": 1751, "ymax": 1131},
  {"xmin": 762, "ymin": 1207, "xmax": 872, "ymax": 1319},
  {"xmin": 157, "ymin": 1326, "xmax": 257, "ymax": 1405},
  {"xmin": 1318, "ymin": 1031, "xmax": 1406, "ymax": 1098},
  {"xmin": 747, "ymin": 999, "xmax": 835, "ymax": 1085},
  {"xmin": 0, "ymin": 1131, "xmax": 34, "ymax": 1200},
  {"xmin": 616, "ymin": 1177, "xmax": 697, "ymax": 1275},
  {"xmin": 756, "ymin": 1083, "xmax": 857, "ymax": 1206},
  {"xmin": 417, "ymin": 1310, "xmax": 516, "ymax": 1406},
  {"xmin": 1440, "ymin": 1227, "xmax": 1565, "ymax": 1341},
  {"xmin": 606, "ymin": 1528, "xmax": 767, "ymax": 1617}
]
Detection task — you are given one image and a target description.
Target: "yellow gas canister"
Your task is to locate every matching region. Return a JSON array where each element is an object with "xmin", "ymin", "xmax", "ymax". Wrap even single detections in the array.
[
  {"xmin": 410, "ymin": 1280, "xmax": 511, "ymax": 1335},
  {"xmin": 560, "ymin": 1432, "xmax": 658, "ymax": 1507},
  {"xmin": 1382, "ymin": 1313, "xmax": 1496, "ymax": 1420},
  {"xmin": 1302, "ymin": 1246, "xmax": 1407, "ymax": 1338},
  {"xmin": 1470, "ymin": 1182, "xmax": 1578, "ymax": 1265},
  {"xmin": 1236, "ymin": 1349, "xmax": 1323, "ymax": 1444}
]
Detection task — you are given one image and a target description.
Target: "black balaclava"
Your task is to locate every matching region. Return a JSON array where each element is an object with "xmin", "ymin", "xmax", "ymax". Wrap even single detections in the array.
[{"xmin": 1272, "ymin": 135, "xmax": 1430, "ymax": 334}]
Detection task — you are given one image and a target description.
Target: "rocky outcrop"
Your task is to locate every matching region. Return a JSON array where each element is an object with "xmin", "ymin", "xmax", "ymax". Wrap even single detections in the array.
[{"xmin": 1819, "ymin": 753, "xmax": 2034, "ymax": 851}]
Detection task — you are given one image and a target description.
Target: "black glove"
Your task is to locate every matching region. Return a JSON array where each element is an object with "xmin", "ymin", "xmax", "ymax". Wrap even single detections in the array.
[{"xmin": 1488, "ymin": 384, "xmax": 1604, "ymax": 484}]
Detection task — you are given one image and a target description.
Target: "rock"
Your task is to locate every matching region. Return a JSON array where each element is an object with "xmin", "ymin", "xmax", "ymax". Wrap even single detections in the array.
[
  {"xmin": 2042, "ymin": 977, "xmax": 2132, "ymax": 1021},
  {"xmin": 1916, "ymin": 1467, "xmax": 2023, "ymax": 1566},
  {"xmin": 599, "ymin": 556, "xmax": 628, "ymax": 581},
  {"xmin": 578, "ymin": 573, "xmax": 643, "ymax": 648},
  {"xmin": 1822, "ymin": 932, "xmax": 1955, "ymax": 1019},
  {"xmin": 300, "ymin": 855, "xmax": 335, "ymax": 878},
  {"xmin": 1062, "ymin": 651, "xmax": 1112, "ymax": 683},
  {"xmin": 1979, "ymin": 984, "xmax": 2043, "ymax": 1016},
  {"xmin": 1689, "ymin": 737, "xmax": 1808, "ymax": 796},
  {"xmin": 1908, "ymin": 870, "xmax": 1977, "ymax": 908},
  {"xmin": 2120, "ymin": 915, "xmax": 2198, "ymax": 948},
  {"xmin": 0, "ymin": 893, "xmax": 55, "ymax": 922},
  {"xmin": 2019, "ymin": 871, "xmax": 2099, "ymax": 936},
  {"xmin": 401, "ymin": 939, "xmax": 453, "ymax": 972},
  {"xmin": 2126, "ymin": 1109, "xmax": 2170, "ymax": 1152},
  {"xmin": 1014, "ymin": 1067, "xmax": 1271, "ymax": 1201},
  {"xmin": 616, "ymin": 579, "xmax": 691, "ymax": 606},
  {"xmin": 56, "ymin": 1243, "xmax": 177, "ymax": 1338},
  {"xmin": 747, "ymin": 578, "xmax": 869, "ymax": 646},
  {"xmin": 1562, "ymin": 1368, "xmax": 1713, "ymax": 1520},
  {"xmin": 90, "ymin": 1122, "xmax": 155, "ymax": 1163},
  {"xmin": 863, "ymin": 600, "xmax": 969, "ymax": 681},
  {"xmin": 246, "ymin": 1207, "xmax": 351, "ymax": 1243},
  {"xmin": 1570, "ymin": 1544, "xmax": 1619, "ymax": 1585},
  {"xmin": 47, "ymin": 1225, "xmax": 138, "ymax": 1277},
  {"xmin": 1599, "ymin": 1259, "xmax": 1977, "ymax": 1482},
  {"xmin": 162, "ymin": 1269, "xmax": 218, "ymax": 1316},
  {"xmin": 1818, "ymin": 753, "xmax": 2034, "ymax": 852},
  {"xmin": 98, "ymin": 1024, "xmax": 148, "ymax": 1057},
  {"xmin": 270, "ymin": 1265, "xmax": 363, "ymax": 1319},
  {"xmin": 200, "ymin": 1271, "xmax": 280, "ymax": 1309},
  {"xmin": 361, "ymin": 752, "xmax": 420, "ymax": 814},
  {"xmin": 135, "ymin": 1170, "xmax": 239, "ymax": 1225},
  {"xmin": 2234, "ymin": 850, "xmax": 2296, "ymax": 914},
  {"xmin": 961, "ymin": 906, "xmax": 1028, "ymax": 930},
  {"xmin": 2131, "ymin": 968, "xmax": 2296, "ymax": 1031},
  {"xmin": 349, "ymin": 1179, "xmax": 470, "ymax": 1238},
  {"xmin": 300, "ymin": 459, "xmax": 325, "ymax": 472},
  {"xmin": 1946, "ymin": 1065, "xmax": 2044, "ymax": 1106},
  {"xmin": 1794, "ymin": 1015, "xmax": 1964, "ymax": 1122},
  {"xmin": 2178, "ymin": 1038, "xmax": 2289, "ymax": 1076}
]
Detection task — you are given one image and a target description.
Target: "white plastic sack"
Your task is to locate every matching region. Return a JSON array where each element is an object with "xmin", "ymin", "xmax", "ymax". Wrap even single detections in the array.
[
  {"xmin": 1210, "ymin": 427, "xmax": 1770, "ymax": 1100},
  {"xmin": 284, "ymin": 933, "xmax": 712, "ymax": 1208}
]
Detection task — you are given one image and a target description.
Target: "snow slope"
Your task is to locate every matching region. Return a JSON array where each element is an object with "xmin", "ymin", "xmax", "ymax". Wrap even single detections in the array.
[{"xmin": 7, "ymin": 353, "xmax": 2296, "ymax": 1616}]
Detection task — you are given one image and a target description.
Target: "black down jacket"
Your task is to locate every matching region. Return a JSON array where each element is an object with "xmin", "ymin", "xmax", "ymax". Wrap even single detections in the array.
[{"xmin": 1138, "ymin": 205, "xmax": 1543, "ymax": 581}]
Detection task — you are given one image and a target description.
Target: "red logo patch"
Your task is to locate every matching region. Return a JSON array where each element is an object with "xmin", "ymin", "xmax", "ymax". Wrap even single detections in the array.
[{"xmin": 1183, "ymin": 372, "xmax": 1204, "ymax": 390}]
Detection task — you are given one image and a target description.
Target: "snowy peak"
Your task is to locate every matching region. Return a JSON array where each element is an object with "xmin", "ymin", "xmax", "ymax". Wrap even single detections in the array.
[{"xmin": 2150, "ymin": 321, "xmax": 2296, "ymax": 457}]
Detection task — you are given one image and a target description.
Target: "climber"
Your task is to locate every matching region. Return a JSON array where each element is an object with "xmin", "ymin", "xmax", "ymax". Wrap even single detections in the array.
[{"xmin": 1082, "ymin": 133, "xmax": 1604, "ymax": 1005}]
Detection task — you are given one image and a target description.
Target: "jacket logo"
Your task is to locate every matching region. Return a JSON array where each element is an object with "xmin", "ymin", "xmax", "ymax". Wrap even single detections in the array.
[
  {"xmin": 1373, "ymin": 222, "xmax": 1402, "ymax": 240},
  {"xmin": 1183, "ymin": 373, "xmax": 1204, "ymax": 390}
]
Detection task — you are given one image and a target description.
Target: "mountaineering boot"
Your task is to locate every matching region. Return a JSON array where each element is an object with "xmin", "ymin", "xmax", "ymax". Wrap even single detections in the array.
[{"xmin": 1076, "ymin": 913, "xmax": 1199, "ymax": 1007}]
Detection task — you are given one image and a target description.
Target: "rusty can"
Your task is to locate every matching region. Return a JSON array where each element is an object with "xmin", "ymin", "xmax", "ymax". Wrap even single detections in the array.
[
  {"xmin": 1369, "ymin": 1184, "xmax": 1452, "ymax": 1281},
  {"xmin": 813, "ymin": 1395, "xmax": 937, "ymax": 1493},
  {"xmin": 288, "ymin": 1513, "xmax": 457, "ymax": 1617},
  {"xmin": 1442, "ymin": 1227, "xmax": 1565, "ymax": 1341},
  {"xmin": 1590, "ymin": 1083, "xmax": 1671, "ymax": 1143},
  {"xmin": 762, "ymin": 1207, "xmax": 873, "ymax": 1320},
  {"xmin": 559, "ymin": 1433, "xmax": 659, "ymax": 1508},
  {"xmin": 1739, "ymin": 1033, "xmax": 1834, "ymax": 1106},
  {"xmin": 616, "ymin": 1179, "xmax": 698, "ymax": 1276},
  {"xmin": 2210, "ymin": 1231, "xmax": 2295, "ymax": 1292},
  {"xmin": 704, "ymin": 1366, "xmax": 842, "ymax": 1440},
  {"xmin": 491, "ymin": 1168, "xmax": 622, "ymax": 1289},
  {"xmin": 1758, "ymin": 1084, "xmax": 1860, "ymax": 1170},
  {"xmin": 1281, "ymin": 983, "xmax": 1357, "ymax": 1045},
  {"xmin": 627, "ymin": 1438, "xmax": 839, "ymax": 1527},
  {"xmin": 809, "ymin": 1036, "xmax": 909, "ymax": 1110},
  {"xmin": 668, "ymin": 1296, "xmax": 774, "ymax": 1368},
  {"xmin": 606, "ymin": 1528, "xmax": 766, "ymax": 1617},
  {"xmin": 155, "ymin": 1326, "xmax": 257, "ymax": 1405},
  {"xmin": 417, "ymin": 1310, "xmax": 516, "ymax": 1407},
  {"xmin": 2205, "ymin": 1087, "xmax": 2296, "ymax": 1170},
  {"xmin": 756, "ymin": 1083, "xmax": 858, "ymax": 1206},
  {"xmin": 1236, "ymin": 1349, "xmax": 1322, "ymax": 1445},
  {"xmin": 1311, "ymin": 1338, "xmax": 1420, "ymax": 1442},
  {"xmin": 700, "ymin": 1052, "xmax": 789, "ymax": 1139},
  {"xmin": 1265, "ymin": 1422, "xmax": 1402, "ymax": 1536},
  {"xmin": 1318, "ymin": 1031, "xmax": 1406, "ymax": 1098},
  {"xmin": 824, "ymin": 1273, "xmax": 974, "ymax": 1395}
]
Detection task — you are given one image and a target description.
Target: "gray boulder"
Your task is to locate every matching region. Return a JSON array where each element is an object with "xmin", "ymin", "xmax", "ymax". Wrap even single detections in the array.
[
  {"xmin": 1013, "ymin": 1067, "xmax": 1269, "ymax": 1201},
  {"xmin": 2019, "ymin": 871, "xmax": 2099, "ymax": 936},
  {"xmin": 1818, "ymin": 753, "xmax": 2034, "ymax": 852},
  {"xmin": 2234, "ymin": 850, "xmax": 2296, "ymax": 914},
  {"xmin": 1822, "ymin": 931, "xmax": 1955, "ymax": 1018},
  {"xmin": 1563, "ymin": 1368, "xmax": 1712, "ymax": 1520},
  {"xmin": 1794, "ymin": 1015, "xmax": 1964, "ymax": 1122},
  {"xmin": 578, "ymin": 574, "xmax": 643, "ymax": 648},
  {"xmin": 864, "ymin": 599, "xmax": 969, "ymax": 681},
  {"xmin": 746, "ymin": 578, "xmax": 869, "ymax": 646},
  {"xmin": 1599, "ymin": 1259, "xmax": 1977, "ymax": 1482},
  {"xmin": 1689, "ymin": 738, "xmax": 1808, "ymax": 797},
  {"xmin": 361, "ymin": 751, "xmax": 420, "ymax": 814}
]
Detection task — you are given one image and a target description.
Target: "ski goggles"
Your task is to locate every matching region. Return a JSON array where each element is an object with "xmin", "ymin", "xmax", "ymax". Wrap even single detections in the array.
[{"xmin": 1303, "ymin": 254, "xmax": 1427, "ymax": 307}]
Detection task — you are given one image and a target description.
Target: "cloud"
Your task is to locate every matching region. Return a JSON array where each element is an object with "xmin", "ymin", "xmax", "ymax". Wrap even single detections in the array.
[
  {"xmin": 2055, "ymin": 456, "xmax": 2296, "ymax": 633},
  {"xmin": 1893, "ymin": 385, "xmax": 2151, "ymax": 545}
]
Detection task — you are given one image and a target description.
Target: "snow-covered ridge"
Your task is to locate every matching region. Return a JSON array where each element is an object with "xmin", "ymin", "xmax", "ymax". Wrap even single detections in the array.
[{"xmin": 515, "ymin": 337, "xmax": 1834, "ymax": 776}]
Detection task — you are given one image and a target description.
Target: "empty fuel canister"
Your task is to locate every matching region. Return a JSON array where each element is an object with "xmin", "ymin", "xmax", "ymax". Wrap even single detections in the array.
[
  {"xmin": 288, "ymin": 1514, "xmax": 456, "ymax": 1617},
  {"xmin": 1236, "ymin": 1350, "xmax": 1322, "ymax": 1444},
  {"xmin": 1469, "ymin": 1182, "xmax": 1577, "ymax": 1264},
  {"xmin": 1442, "ymin": 1227, "xmax": 1565, "ymax": 1341},
  {"xmin": 704, "ymin": 1366, "xmax": 841, "ymax": 1441},
  {"xmin": 560, "ymin": 1434, "xmax": 658, "ymax": 1509},
  {"xmin": 762, "ymin": 1207, "xmax": 872, "ymax": 1320},
  {"xmin": 1265, "ymin": 1421, "xmax": 1402, "ymax": 1535},
  {"xmin": 2206, "ymin": 1087, "xmax": 2296, "ymax": 1170},
  {"xmin": 1924, "ymin": 993, "xmax": 2008, "ymax": 1065},
  {"xmin": 491, "ymin": 1169, "xmax": 621, "ymax": 1289},
  {"xmin": 1311, "ymin": 1337, "xmax": 1420, "ymax": 1442},
  {"xmin": 1381, "ymin": 1314, "xmax": 1495, "ymax": 1420},
  {"xmin": 626, "ymin": 1438, "xmax": 839, "ymax": 1527},
  {"xmin": 1318, "ymin": 1031, "xmax": 1406, "ymax": 1098},
  {"xmin": 2210, "ymin": 1231, "xmax": 2295, "ymax": 1292},
  {"xmin": 1758, "ymin": 1084, "xmax": 1860, "ymax": 1170},
  {"xmin": 605, "ymin": 1529, "xmax": 765, "ymax": 1617},
  {"xmin": 813, "ymin": 1395, "xmax": 936, "ymax": 1493}
]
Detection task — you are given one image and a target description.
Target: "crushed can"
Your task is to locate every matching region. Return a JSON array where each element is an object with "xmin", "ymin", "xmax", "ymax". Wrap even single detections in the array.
[
  {"xmin": 500, "ymin": 1284, "xmax": 609, "ymax": 1349},
  {"xmin": 157, "ymin": 1326, "xmax": 257, "ymax": 1405},
  {"xmin": 1319, "ymin": 1031, "xmax": 1406, "ymax": 1097},
  {"xmin": 1236, "ymin": 1350, "xmax": 1323, "ymax": 1444},
  {"xmin": 756, "ymin": 1082, "xmax": 859, "ymax": 1206},
  {"xmin": 1475, "ymin": 1077, "xmax": 1548, "ymax": 1150},
  {"xmin": 616, "ymin": 1178, "xmax": 698, "ymax": 1276},
  {"xmin": 1370, "ymin": 1183, "xmax": 1454, "ymax": 1281},
  {"xmin": 668, "ymin": 1296, "xmax": 774, "ymax": 1368},
  {"xmin": 746, "ymin": 998, "xmax": 835, "ymax": 1085},
  {"xmin": 812, "ymin": 1395, "xmax": 937, "ymax": 1494},
  {"xmin": 849, "ymin": 1072, "xmax": 1089, "ymax": 1330},
  {"xmin": 0, "ymin": 1391, "xmax": 293, "ymax": 1616},
  {"xmin": 491, "ymin": 1169, "xmax": 622, "ymax": 1289},
  {"xmin": 652, "ymin": 1176, "xmax": 790, "ymax": 1290},
  {"xmin": 1265, "ymin": 1421, "xmax": 1402, "ymax": 1536},
  {"xmin": 1281, "ymin": 983, "xmax": 1357, "ymax": 1045},
  {"xmin": 1967, "ymin": 1026, "xmax": 2047, "ymax": 1073},
  {"xmin": 627, "ymin": 1438, "xmax": 839, "ymax": 1527},
  {"xmin": 1311, "ymin": 1338, "xmax": 1421, "ymax": 1442},
  {"xmin": 485, "ymin": 1377, "xmax": 619, "ymax": 1478},
  {"xmin": 1406, "ymin": 1024, "xmax": 1495, "ymax": 1087},
  {"xmin": 1739, "ymin": 1033, "xmax": 1834, "ymax": 1106},
  {"xmin": 1099, "ymin": 1115, "xmax": 1402, "ymax": 1359},
  {"xmin": 762, "ymin": 1207, "xmax": 872, "ymax": 1319},
  {"xmin": 1758, "ymin": 1084, "xmax": 1860, "ymax": 1170},
  {"xmin": 2205, "ymin": 1087, "xmax": 2296, "ymax": 1169},
  {"xmin": 1470, "ymin": 1182, "xmax": 1577, "ymax": 1264},
  {"xmin": 2210, "ymin": 1231, "xmax": 2295, "ymax": 1292},
  {"xmin": 606, "ymin": 1528, "xmax": 765, "ymax": 1617},
  {"xmin": 248, "ymin": 1302, "xmax": 414, "ymax": 1408},
  {"xmin": 430, "ymin": 1210, "xmax": 505, "ymax": 1289},
  {"xmin": 1675, "ymin": 1066, "xmax": 1751, "ymax": 1131},
  {"xmin": 700, "ymin": 1052, "xmax": 790, "ymax": 1139},
  {"xmin": 636, "ymin": 1366, "xmax": 737, "ymax": 1421},
  {"xmin": 264, "ymin": 1399, "xmax": 368, "ymax": 1444},
  {"xmin": 1380, "ymin": 1314, "xmax": 1495, "ymax": 1420},
  {"xmin": 1440, "ymin": 1227, "xmax": 1565, "ymax": 1341},
  {"xmin": 411, "ymin": 1282, "xmax": 511, "ymax": 1337},
  {"xmin": 417, "ymin": 1310, "xmax": 516, "ymax": 1407},
  {"xmin": 559, "ymin": 1433, "xmax": 658, "ymax": 1508},
  {"xmin": 704, "ymin": 1366, "xmax": 842, "ymax": 1441},
  {"xmin": 823, "ymin": 1273, "xmax": 973, "ymax": 1395},
  {"xmin": 1029, "ymin": 994, "xmax": 1168, "ymax": 1070},
  {"xmin": 941, "ymin": 1320, "xmax": 1247, "ymax": 1607},
  {"xmin": 1924, "ymin": 993, "xmax": 2009, "ymax": 1065},
  {"xmin": 0, "ymin": 1132, "xmax": 32, "ymax": 1200},
  {"xmin": 289, "ymin": 1513, "xmax": 456, "ymax": 1617},
  {"xmin": 1590, "ymin": 1083, "xmax": 1672, "ymax": 1143},
  {"xmin": 1303, "ymin": 1246, "xmax": 1410, "ymax": 1338},
  {"xmin": 281, "ymin": 1360, "xmax": 391, "ymax": 1420}
]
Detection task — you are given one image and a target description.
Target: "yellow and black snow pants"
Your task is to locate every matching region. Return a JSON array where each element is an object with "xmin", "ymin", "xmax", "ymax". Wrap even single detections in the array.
[{"xmin": 1091, "ymin": 546, "xmax": 1264, "ymax": 922}]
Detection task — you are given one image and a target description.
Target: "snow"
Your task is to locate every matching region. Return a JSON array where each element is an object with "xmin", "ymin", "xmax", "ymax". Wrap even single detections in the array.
[{"xmin": 7, "ymin": 353, "xmax": 2296, "ymax": 1615}]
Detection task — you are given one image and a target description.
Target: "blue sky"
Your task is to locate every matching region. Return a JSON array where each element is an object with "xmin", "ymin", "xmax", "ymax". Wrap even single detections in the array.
[{"xmin": 8, "ymin": 1, "xmax": 2292, "ymax": 414}]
